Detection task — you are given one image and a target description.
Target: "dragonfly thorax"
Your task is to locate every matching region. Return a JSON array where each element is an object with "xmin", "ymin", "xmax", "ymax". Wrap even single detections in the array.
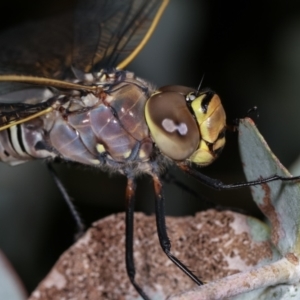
[{"xmin": 0, "ymin": 70, "xmax": 225, "ymax": 174}]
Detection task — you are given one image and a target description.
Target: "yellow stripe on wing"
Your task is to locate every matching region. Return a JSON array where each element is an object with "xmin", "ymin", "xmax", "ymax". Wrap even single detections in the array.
[
  {"xmin": 0, "ymin": 75, "xmax": 98, "ymax": 91},
  {"xmin": 0, "ymin": 107, "xmax": 53, "ymax": 131},
  {"xmin": 117, "ymin": 0, "xmax": 169, "ymax": 70}
]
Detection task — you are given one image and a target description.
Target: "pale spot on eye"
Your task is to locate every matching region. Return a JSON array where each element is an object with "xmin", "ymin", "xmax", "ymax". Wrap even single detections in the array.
[{"xmin": 162, "ymin": 118, "xmax": 188, "ymax": 135}]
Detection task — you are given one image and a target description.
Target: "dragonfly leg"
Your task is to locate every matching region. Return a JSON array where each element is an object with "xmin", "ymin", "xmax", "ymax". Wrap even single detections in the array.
[
  {"xmin": 162, "ymin": 172, "xmax": 248, "ymax": 214},
  {"xmin": 161, "ymin": 172, "xmax": 217, "ymax": 208},
  {"xmin": 152, "ymin": 174, "xmax": 203, "ymax": 285},
  {"xmin": 179, "ymin": 164, "xmax": 300, "ymax": 190},
  {"xmin": 47, "ymin": 163, "xmax": 85, "ymax": 239},
  {"xmin": 125, "ymin": 176, "xmax": 150, "ymax": 300}
]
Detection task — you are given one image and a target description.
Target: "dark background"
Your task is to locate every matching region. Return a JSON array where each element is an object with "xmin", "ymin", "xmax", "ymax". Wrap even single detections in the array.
[{"xmin": 1, "ymin": 0, "xmax": 300, "ymax": 294}]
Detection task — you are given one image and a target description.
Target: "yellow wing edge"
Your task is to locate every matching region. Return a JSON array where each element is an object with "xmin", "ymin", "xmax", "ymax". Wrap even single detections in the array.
[
  {"xmin": 0, "ymin": 75, "xmax": 98, "ymax": 91},
  {"xmin": 0, "ymin": 76, "xmax": 100, "ymax": 131},
  {"xmin": 0, "ymin": 107, "xmax": 53, "ymax": 131},
  {"xmin": 117, "ymin": 0, "xmax": 169, "ymax": 70}
]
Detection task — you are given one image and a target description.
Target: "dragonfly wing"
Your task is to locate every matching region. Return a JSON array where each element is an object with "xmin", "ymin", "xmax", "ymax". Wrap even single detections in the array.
[
  {"xmin": 0, "ymin": 11, "xmax": 74, "ymax": 95},
  {"xmin": 0, "ymin": 0, "xmax": 167, "ymax": 90},
  {"xmin": 0, "ymin": 0, "xmax": 168, "ymax": 128},
  {"xmin": 72, "ymin": 0, "xmax": 167, "ymax": 71}
]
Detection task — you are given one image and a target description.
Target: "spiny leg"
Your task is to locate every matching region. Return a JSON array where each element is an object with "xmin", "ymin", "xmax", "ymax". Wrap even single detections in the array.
[
  {"xmin": 152, "ymin": 174, "xmax": 203, "ymax": 285},
  {"xmin": 125, "ymin": 176, "xmax": 150, "ymax": 300},
  {"xmin": 162, "ymin": 172, "xmax": 247, "ymax": 214},
  {"xmin": 47, "ymin": 163, "xmax": 85, "ymax": 238},
  {"xmin": 161, "ymin": 171, "xmax": 217, "ymax": 208}
]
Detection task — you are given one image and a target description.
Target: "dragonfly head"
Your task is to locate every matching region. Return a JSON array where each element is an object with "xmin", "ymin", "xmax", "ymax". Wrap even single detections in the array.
[{"xmin": 145, "ymin": 86, "xmax": 226, "ymax": 166}]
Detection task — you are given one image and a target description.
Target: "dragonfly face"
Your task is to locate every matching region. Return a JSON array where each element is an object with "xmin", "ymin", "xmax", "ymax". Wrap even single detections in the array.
[
  {"xmin": 0, "ymin": 0, "xmax": 229, "ymax": 299},
  {"xmin": 146, "ymin": 86, "xmax": 226, "ymax": 165}
]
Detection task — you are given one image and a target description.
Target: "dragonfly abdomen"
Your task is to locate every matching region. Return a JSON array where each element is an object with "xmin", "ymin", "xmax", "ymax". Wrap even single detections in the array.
[{"xmin": 0, "ymin": 117, "xmax": 56, "ymax": 166}]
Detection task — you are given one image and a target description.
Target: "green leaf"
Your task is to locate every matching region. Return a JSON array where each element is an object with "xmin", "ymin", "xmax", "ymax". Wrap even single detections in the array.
[{"xmin": 238, "ymin": 118, "xmax": 300, "ymax": 256}]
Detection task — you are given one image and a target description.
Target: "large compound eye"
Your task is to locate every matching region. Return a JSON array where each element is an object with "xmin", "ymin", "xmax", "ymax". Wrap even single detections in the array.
[
  {"xmin": 145, "ymin": 91, "xmax": 200, "ymax": 161},
  {"xmin": 158, "ymin": 85, "xmax": 196, "ymax": 95}
]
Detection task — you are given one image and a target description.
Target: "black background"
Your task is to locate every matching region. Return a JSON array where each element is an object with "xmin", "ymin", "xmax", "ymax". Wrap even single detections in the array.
[{"xmin": 1, "ymin": 0, "xmax": 300, "ymax": 294}]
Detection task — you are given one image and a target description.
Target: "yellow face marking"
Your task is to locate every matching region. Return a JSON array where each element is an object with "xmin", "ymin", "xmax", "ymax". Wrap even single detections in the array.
[
  {"xmin": 191, "ymin": 94, "xmax": 224, "ymax": 127},
  {"xmin": 200, "ymin": 105, "xmax": 226, "ymax": 144},
  {"xmin": 188, "ymin": 140, "xmax": 214, "ymax": 166},
  {"xmin": 213, "ymin": 137, "xmax": 226, "ymax": 152},
  {"xmin": 188, "ymin": 93, "xmax": 226, "ymax": 165},
  {"xmin": 117, "ymin": 0, "xmax": 169, "ymax": 69}
]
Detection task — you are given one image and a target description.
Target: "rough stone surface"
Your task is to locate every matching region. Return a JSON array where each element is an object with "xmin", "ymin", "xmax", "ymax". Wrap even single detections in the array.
[{"xmin": 29, "ymin": 210, "xmax": 272, "ymax": 300}]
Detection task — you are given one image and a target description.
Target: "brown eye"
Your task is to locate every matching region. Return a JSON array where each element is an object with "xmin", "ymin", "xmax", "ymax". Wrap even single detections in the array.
[
  {"xmin": 158, "ymin": 85, "xmax": 197, "ymax": 95},
  {"xmin": 145, "ymin": 91, "xmax": 200, "ymax": 161}
]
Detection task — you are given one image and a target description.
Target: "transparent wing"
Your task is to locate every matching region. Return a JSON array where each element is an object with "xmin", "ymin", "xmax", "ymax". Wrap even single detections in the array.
[
  {"xmin": 0, "ymin": 0, "xmax": 167, "ymax": 95},
  {"xmin": 73, "ymin": 0, "xmax": 167, "ymax": 72},
  {"xmin": 0, "ymin": 12, "xmax": 74, "ymax": 94}
]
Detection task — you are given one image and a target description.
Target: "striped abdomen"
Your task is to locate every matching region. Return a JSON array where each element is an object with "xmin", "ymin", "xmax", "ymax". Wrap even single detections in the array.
[{"xmin": 0, "ymin": 118, "xmax": 55, "ymax": 166}]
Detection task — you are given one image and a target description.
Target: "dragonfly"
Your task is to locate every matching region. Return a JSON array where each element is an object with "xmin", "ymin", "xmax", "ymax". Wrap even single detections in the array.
[{"xmin": 0, "ymin": 0, "xmax": 299, "ymax": 299}]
